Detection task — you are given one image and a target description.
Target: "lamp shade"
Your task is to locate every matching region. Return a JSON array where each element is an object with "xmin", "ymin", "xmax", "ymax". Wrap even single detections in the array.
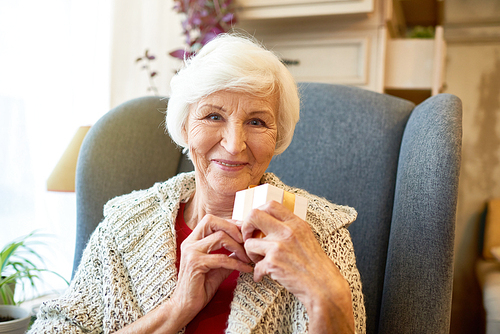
[{"xmin": 46, "ymin": 126, "xmax": 91, "ymax": 192}]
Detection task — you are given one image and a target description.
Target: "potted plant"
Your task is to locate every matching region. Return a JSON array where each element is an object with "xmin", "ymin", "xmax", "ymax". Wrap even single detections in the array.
[
  {"xmin": 0, "ymin": 231, "xmax": 68, "ymax": 333},
  {"xmin": 136, "ymin": 0, "xmax": 237, "ymax": 95},
  {"xmin": 168, "ymin": 0, "xmax": 237, "ymax": 60}
]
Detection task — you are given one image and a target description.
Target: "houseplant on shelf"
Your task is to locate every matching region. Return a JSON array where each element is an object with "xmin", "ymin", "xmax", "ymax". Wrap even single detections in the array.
[
  {"xmin": 0, "ymin": 231, "xmax": 68, "ymax": 333},
  {"xmin": 168, "ymin": 0, "xmax": 237, "ymax": 60},
  {"xmin": 136, "ymin": 0, "xmax": 237, "ymax": 95}
]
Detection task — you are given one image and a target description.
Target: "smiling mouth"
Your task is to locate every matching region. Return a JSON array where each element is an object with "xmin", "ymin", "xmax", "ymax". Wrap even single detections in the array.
[
  {"xmin": 214, "ymin": 160, "xmax": 247, "ymax": 167},
  {"xmin": 220, "ymin": 162, "xmax": 242, "ymax": 167}
]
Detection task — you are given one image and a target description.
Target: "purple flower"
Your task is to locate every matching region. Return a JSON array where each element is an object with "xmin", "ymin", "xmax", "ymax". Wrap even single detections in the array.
[
  {"xmin": 169, "ymin": 49, "xmax": 188, "ymax": 60},
  {"xmin": 221, "ymin": 13, "xmax": 233, "ymax": 22},
  {"xmin": 168, "ymin": 0, "xmax": 237, "ymax": 59}
]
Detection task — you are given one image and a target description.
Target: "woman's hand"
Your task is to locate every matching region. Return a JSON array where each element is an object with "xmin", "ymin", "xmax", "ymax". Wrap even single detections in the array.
[
  {"xmin": 241, "ymin": 201, "xmax": 355, "ymax": 334},
  {"xmin": 171, "ymin": 214, "xmax": 253, "ymax": 326},
  {"xmin": 116, "ymin": 214, "xmax": 253, "ymax": 334}
]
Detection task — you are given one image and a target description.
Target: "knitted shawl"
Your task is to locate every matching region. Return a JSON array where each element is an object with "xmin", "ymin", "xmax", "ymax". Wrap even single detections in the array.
[{"xmin": 29, "ymin": 172, "xmax": 366, "ymax": 334}]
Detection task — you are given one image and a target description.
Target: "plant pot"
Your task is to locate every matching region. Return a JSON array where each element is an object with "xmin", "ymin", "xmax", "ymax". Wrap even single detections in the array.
[{"xmin": 0, "ymin": 305, "xmax": 30, "ymax": 334}]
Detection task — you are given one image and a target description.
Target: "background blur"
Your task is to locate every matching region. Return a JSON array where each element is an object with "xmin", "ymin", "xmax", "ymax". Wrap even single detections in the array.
[{"xmin": 1, "ymin": 0, "xmax": 499, "ymax": 332}]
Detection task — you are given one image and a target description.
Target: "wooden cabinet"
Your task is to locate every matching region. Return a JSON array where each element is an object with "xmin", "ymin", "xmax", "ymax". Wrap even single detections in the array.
[
  {"xmin": 273, "ymin": 37, "xmax": 370, "ymax": 85},
  {"xmin": 236, "ymin": 0, "xmax": 446, "ymax": 103},
  {"xmin": 383, "ymin": 0, "xmax": 446, "ymax": 103},
  {"xmin": 257, "ymin": 28, "xmax": 387, "ymax": 93},
  {"xmin": 235, "ymin": 0, "xmax": 374, "ymax": 19},
  {"xmin": 237, "ymin": 0, "xmax": 386, "ymax": 93},
  {"xmin": 385, "ymin": 26, "xmax": 445, "ymax": 95}
]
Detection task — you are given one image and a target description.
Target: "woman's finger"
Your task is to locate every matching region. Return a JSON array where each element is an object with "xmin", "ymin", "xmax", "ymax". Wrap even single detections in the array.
[
  {"xmin": 187, "ymin": 230, "xmax": 251, "ymax": 263},
  {"xmin": 186, "ymin": 253, "xmax": 253, "ymax": 274},
  {"xmin": 256, "ymin": 200, "xmax": 298, "ymax": 222},
  {"xmin": 243, "ymin": 237, "xmax": 270, "ymax": 263},
  {"xmin": 253, "ymin": 259, "xmax": 268, "ymax": 282},
  {"xmin": 241, "ymin": 204, "xmax": 284, "ymax": 241},
  {"xmin": 189, "ymin": 214, "xmax": 244, "ymax": 243},
  {"xmin": 228, "ymin": 219, "xmax": 243, "ymax": 229}
]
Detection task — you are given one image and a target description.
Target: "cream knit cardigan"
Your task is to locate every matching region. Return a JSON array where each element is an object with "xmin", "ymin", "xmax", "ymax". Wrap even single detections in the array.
[{"xmin": 29, "ymin": 172, "xmax": 366, "ymax": 334}]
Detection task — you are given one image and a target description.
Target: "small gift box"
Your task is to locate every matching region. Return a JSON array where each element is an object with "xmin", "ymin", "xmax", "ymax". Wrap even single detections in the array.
[{"xmin": 232, "ymin": 184, "xmax": 308, "ymax": 238}]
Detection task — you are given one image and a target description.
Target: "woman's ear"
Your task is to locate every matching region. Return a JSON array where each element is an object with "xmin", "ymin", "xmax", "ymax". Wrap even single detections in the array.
[
  {"xmin": 180, "ymin": 121, "xmax": 190, "ymax": 157},
  {"xmin": 181, "ymin": 123, "xmax": 188, "ymax": 145}
]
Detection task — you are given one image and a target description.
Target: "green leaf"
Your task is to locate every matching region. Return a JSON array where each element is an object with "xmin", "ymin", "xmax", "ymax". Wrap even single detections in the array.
[{"xmin": 0, "ymin": 231, "xmax": 69, "ymax": 304}]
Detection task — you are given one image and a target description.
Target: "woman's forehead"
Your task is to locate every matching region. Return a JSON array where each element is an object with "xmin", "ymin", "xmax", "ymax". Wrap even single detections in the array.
[{"xmin": 194, "ymin": 90, "xmax": 278, "ymax": 114}]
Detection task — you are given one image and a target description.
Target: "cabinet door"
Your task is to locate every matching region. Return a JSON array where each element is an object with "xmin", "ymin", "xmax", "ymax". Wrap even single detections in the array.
[
  {"xmin": 261, "ymin": 27, "xmax": 386, "ymax": 93},
  {"xmin": 272, "ymin": 38, "xmax": 369, "ymax": 85},
  {"xmin": 235, "ymin": 0, "xmax": 374, "ymax": 19}
]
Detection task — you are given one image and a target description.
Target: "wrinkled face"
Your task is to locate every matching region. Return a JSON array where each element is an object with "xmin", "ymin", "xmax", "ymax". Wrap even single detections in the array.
[{"xmin": 184, "ymin": 90, "xmax": 278, "ymax": 197}]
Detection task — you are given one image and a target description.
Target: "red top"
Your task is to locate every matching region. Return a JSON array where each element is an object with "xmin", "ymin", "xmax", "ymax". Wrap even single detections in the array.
[{"xmin": 175, "ymin": 203, "xmax": 239, "ymax": 334}]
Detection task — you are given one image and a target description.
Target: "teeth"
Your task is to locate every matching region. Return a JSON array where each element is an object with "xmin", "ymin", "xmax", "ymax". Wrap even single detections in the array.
[{"xmin": 220, "ymin": 162, "xmax": 241, "ymax": 167}]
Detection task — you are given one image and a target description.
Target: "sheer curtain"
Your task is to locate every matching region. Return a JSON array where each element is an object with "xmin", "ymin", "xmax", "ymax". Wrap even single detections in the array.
[
  {"xmin": 110, "ymin": 0, "xmax": 183, "ymax": 107},
  {"xmin": 0, "ymin": 0, "xmax": 112, "ymax": 297}
]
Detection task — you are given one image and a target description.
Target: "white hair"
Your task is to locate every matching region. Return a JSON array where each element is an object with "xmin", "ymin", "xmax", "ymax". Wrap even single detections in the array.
[{"xmin": 166, "ymin": 33, "xmax": 300, "ymax": 155}]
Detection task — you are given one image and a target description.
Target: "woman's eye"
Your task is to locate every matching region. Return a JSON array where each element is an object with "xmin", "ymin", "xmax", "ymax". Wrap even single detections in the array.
[
  {"xmin": 207, "ymin": 114, "xmax": 222, "ymax": 121},
  {"xmin": 249, "ymin": 119, "xmax": 265, "ymax": 126}
]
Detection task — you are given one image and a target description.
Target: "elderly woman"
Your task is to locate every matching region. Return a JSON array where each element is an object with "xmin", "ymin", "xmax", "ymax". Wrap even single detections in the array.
[{"xmin": 30, "ymin": 34, "xmax": 365, "ymax": 334}]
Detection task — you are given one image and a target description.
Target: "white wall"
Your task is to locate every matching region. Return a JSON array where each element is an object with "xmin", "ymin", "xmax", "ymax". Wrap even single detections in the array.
[
  {"xmin": 445, "ymin": 42, "xmax": 500, "ymax": 333},
  {"xmin": 0, "ymin": 0, "xmax": 187, "ymax": 302},
  {"xmin": 110, "ymin": 0, "xmax": 184, "ymax": 108}
]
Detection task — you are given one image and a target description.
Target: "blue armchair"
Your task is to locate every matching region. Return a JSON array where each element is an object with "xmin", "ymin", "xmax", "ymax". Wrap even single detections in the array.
[{"xmin": 75, "ymin": 83, "xmax": 462, "ymax": 333}]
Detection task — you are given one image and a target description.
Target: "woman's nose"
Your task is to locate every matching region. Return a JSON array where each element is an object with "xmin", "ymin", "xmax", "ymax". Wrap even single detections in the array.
[{"xmin": 221, "ymin": 124, "xmax": 247, "ymax": 155}]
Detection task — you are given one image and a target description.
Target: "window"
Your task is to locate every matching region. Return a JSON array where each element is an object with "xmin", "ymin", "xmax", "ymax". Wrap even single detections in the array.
[{"xmin": 0, "ymin": 0, "xmax": 112, "ymax": 298}]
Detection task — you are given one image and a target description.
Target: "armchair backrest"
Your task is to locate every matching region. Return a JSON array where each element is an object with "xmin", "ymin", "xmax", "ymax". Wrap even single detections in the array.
[
  {"xmin": 267, "ymin": 83, "xmax": 462, "ymax": 333},
  {"xmin": 75, "ymin": 83, "xmax": 462, "ymax": 333},
  {"xmin": 75, "ymin": 97, "xmax": 184, "ymax": 275}
]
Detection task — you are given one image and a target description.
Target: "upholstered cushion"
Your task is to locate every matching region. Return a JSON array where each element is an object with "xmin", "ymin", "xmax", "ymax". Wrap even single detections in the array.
[
  {"xmin": 74, "ymin": 96, "xmax": 181, "ymax": 275},
  {"xmin": 268, "ymin": 83, "xmax": 415, "ymax": 333},
  {"xmin": 75, "ymin": 84, "xmax": 462, "ymax": 334}
]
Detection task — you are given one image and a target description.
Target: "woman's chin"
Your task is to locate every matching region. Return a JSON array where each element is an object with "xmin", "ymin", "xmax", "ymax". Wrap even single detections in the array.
[{"xmin": 207, "ymin": 175, "xmax": 253, "ymax": 196}]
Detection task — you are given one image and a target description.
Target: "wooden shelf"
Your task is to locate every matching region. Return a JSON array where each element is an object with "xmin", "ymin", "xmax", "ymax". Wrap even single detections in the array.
[
  {"xmin": 384, "ymin": 88, "xmax": 431, "ymax": 105},
  {"xmin": 235, "ymin": 0, "xmax": 374, "ymax": 20},
  {"xmin": 386, "ymin": 0, "xmax": 445, "ymax": 38},
  {"xmin": 234, "ymin": 0, "xmax": 446, "ymax": 98},
  {"xmin": 384, "ymin": 26, "xmax": 445, "ymax": 95}
]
